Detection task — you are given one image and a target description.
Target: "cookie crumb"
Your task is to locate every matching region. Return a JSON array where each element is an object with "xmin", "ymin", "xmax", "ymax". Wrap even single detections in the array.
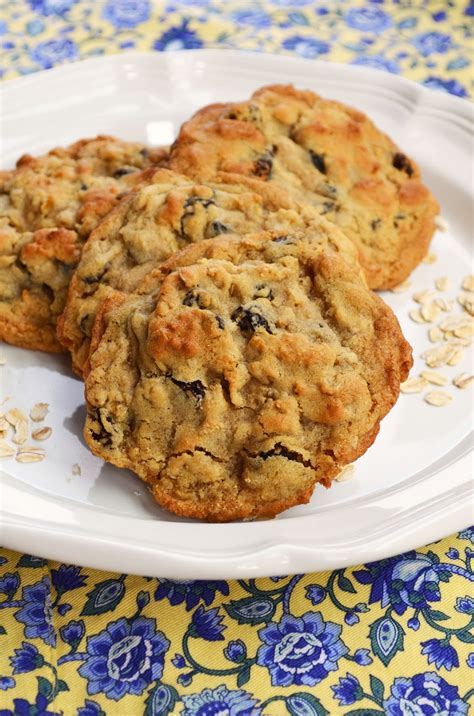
[
  {"xmin": 461, "ymin": 275, "xmax": 474, "ymax": 292},
  {"xmin": 453, "ymin": 373, "xmax": 474, "ymax": 390},
  {"xmin": 424, "ymin": 391, "xmax": 452, "ymax": 407},
  {"xmin": 420, "ymin": 370, "xmax": 448, "ymax": 387},
  {"xmin": 5, "ymin": 409, "xmax": 28, "ymax": 445},
  {"xmin": 32, "ymin": 427, "xmax": 52, "ymax": 441},
  {"xmin": 335, "ymin": 464, "xmax": 355, "ymax": 482},
  {"xmin": 71, "ymin": 463, "xmax": 81, "ymax": 476},
  {"xmin": 435, "ymin": 216, "xmax": 449, "ymax": 232},
  {"xmin": 401, "ymin": 376, "xmax": 428, "ymax": 393},
  {"xmin": 30, "ymin": 403, "xmax": 49, "ymax": 422},
  {"xmin": 428, "ymin": 326, "xmax": 443, "ymax": 343},
  {"xmin": 423, "ymin": 252, "xmax": 438, "ymax": 265},
  {"xmin": 435, "ymin": 277, "xmax": 450, "ymax": 291},
  {"xmin": 0, "ymin": 352, "xmax": 6, "ymax": 366},
  {"xmin": 0, "ymin": 441, "xmax": 15, "ymax": 458}
]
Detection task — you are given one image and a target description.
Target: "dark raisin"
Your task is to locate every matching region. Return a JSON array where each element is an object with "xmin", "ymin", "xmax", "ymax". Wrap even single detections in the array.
[
  {"xmin": 83, "ymin": 266, "xmax": 107, "ymax": 285},
  {"xmin": 253, "ymin": 284, "xmax": 274, "ymax": 301},
  {"xmin": 309, "ymin": 150, "xmax": 326, "ymax": 174},
  {"xmin": 371, "ymin": 219, "xmax": 381, "ymax": 230},
  {"xmin": 393, "ymin": 152, "xmax": 414, "ymax": 177},
  {"xmin": 79, "ymin": 314, "xmax": 90, "ymax": 333},
  {"xmin": 183, "ymin": 196, "xmax": 214, "ymax": 211},
  {"xmin": 168, "ymin": 375, "xmax": 206, "ymax": 404},
  {"xmin": 231, "ymin": 306, "xmax": 273, "ymax": 335},
  {"xmin": 182, "ymin": 289, "xmax": 208, "ymax": 309},
  {"xmin": 215, "ymin": 315, "xmax": 225, "ymax": 329},
  {"xmin": 80, "ymin": 183, "xmax": 88, "ymax": 191},
  {"xmin": 253, "ymin": 149, "xmax": 273, "ymax": 179},
  {"xmin": 207, "ymin": 221, "xmax": 228, "ymax": 238},
  {"xmin": 272, "ymin": 235, "xmax": 294, "ymax": 245},
  {"xmin": 318, "ymin": 183, "xmax": 337, "ymax": 198},
  {"xmin": 88, "ymin": 408, "xmax": 113, "ymax": 447},
  {"xmin": 113, "ymin": 167, "xmax": 136, "ymax": 178},
  {"xmin": 140, "ymin": 148, "xmax": 149, "ymax": 157},
  {"xmin": 258, "ymin": 442, "xmax": 313, "ymax": 469},
  {"xmin": 320, "ymin": 201, "xmax": 335, "ymax": 215}
]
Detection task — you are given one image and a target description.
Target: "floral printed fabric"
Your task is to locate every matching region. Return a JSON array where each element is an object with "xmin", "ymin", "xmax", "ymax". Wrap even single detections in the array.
[
  {"xmin": 1, "ymin": 0, "xmax": 473, "ymax": 712},
  {"xmin": 0, "ymin": 531, "xmax": 473, "ymax": 714},
  {"xmin": 0, "ymin": 0, "xmax": 472, "ymax": 98}
]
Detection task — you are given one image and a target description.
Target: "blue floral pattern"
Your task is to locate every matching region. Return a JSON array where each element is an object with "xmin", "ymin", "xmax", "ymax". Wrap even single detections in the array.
[
  {"xmin": 0, "ymin": 530, "xmax": 472, "ymax": 712},
  {"xmin": 0, "ymin": 0, "xmax": 470, "ymax": 98},
  {"xmin": 0, "ymin": 2, "xmax": 471, "ymax": 711}
]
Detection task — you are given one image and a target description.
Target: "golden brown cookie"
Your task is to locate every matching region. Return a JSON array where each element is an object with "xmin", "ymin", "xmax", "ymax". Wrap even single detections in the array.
[
  {"xmin": 58, "ymin": 168, "xmax": 358, "ymax": 375},
  {"xmin": 84, "ymin": 230, "xmax": 412, "ymax": 522},
  {"xmin": 169, "ymin": 84, "xmax": 439, "ymax": 289},
  {"xmin": 0, "ymin": 136, "xmax": 167, "ymax": 352}
]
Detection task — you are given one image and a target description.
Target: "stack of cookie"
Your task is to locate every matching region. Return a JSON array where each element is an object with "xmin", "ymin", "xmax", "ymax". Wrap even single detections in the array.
[{"xmin": 0, "ymin": 85, "xmax": 439, "ymax": 521}]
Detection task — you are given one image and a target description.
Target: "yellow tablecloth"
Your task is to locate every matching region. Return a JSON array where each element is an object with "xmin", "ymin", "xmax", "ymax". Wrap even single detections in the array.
[{"xmin": 1, "ymin": 1, "xmax": 473, "ymax": 714}]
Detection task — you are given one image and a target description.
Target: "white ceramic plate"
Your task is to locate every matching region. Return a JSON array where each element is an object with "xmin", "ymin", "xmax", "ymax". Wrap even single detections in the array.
[{"xmin": 1, "ymin": 50, "xmax": 473, "ymax": 579}]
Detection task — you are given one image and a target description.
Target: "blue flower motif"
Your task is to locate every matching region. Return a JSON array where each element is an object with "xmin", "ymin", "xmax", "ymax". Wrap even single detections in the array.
[
  {"xmin": 10, "ymin": 642, "xmax": 44, "ymax": 674},
  {"xmin": 153, "ymin": 21, "xmax": 203, "ymax": 52},
  {"xmin": 177, "ymin": 672, "xmax": 194, "ymax": 687},
  {"xmin": 224, "ymin": 639, "xmax": 247, "ymax": 663},
  {"xmin": 181, "ymin": 685, "xmax": 261, "ymax": 716},
  {"xmin": 78, "ymin": 617, "xmax": 169, "ymax": 701},
  {"xmin": 456, "ymin": 595, "xmax": 474, "ymax": 614},
  {"xmin": 231, "ymin": 9, "xmax": 271, "ymax": 27},
  {"xmin": 446, "ymin": 548, "xmax": 460, "ymax": 559},
  {"xmin": 412, "ymin": 31, "xmax": 452, "ymax": 57},
  {"xmin": 0, "ymin": 695, "xmax": 60, "ymax": 716},
  {"xmin": 30, "ymin": 38, "xmax": 77, "ymax": 70},
  {"xmin": 0, "ymin": 572, "xmax": 19, "ymax": 596},
  {"xmin": 57, "ymin": 603, "xmax": 72, "ymax": 617},
  {"xmin": 432, "ymin": 10, "xmax": 447, "ymax": 22},
  {"xmin": 383, "ymin": 672, "xmax": 468, "ymax": 715},
  {"xmin": 305, "ymin": 584, "xmax": 326, "ymax": 605},
  {"xmin": 468, "ymin": 653, "xmax": 474, "ymax": 668},
  {"xmin": 459, "ymin": 527, "xmax": 474, "ymax": 542},
  {"xmin": 421, "ymin": 639, "xmax": 459, "ymax": 671},
  {"xmin": 257, "ymin": 612, "xmax": 348, "ymax": 687},
  {"xmin": 171, "ymin": 653, "xmax": 186, "ymax": 668},
  {"xmin": 331, "ymin": 673, "xmax": 362, "ymax": 706},
  {"xmin": 408, "ymin": 616, "xmax": 420, "ymax": 630},
  {"xmin": 282, "ymin": 36, "xmax": 330, "ymax": 59},
  {"xmin": 154, "ymin": 578, "xmax": 229, "ymax": 611},
  {"xmin": 354, "ymin": 648, "xmax": 372, "ymax": 666},
  {"xmin": 344, "ymin": 611, "xmax": 359, "ymax": 626},
  {"xmin": 15, "ymin": 577, "xmax": 55, "ymax": 646},
  {"xmin": 0, "ymin": 677, "xmax": 15, "ymax": 691},
  {"xmin": 28, "ymin": 0, "xmax": 78, "ymax": 15},
  {"xmin": 102, "ymin": 0, "xmax": 150, "ymax": 29},
  {"xmin": 190, "ymin": 606, "xmax": 226, "ymax": 641},
  {"xmin": 352, "ymin": 55, "xmax": 400, "ymax": 74},
  {"xmin": 77, "ymin": 701, "xmax": 105, "ymax": 716},
  {"xmin": 465, "ymin": 2, "xmax": 474, "ymax": 16},
  {"xmin": 354, "ymin": 551, "xmax": 443, "ymax": 616},
  {"xmin": 60, "ymin": 619, "xmax": 85, "ymax": 646},
  {"xmin": 51, "ymin": 565, "xmax": 87, "ymax": 594},
  {"xmin": 423, "ymin": 76, "xmax": 468, "ymax": 98},
  {"xmin": 345, "ymin": 7, "xmax": 392, "ymax": 32}
]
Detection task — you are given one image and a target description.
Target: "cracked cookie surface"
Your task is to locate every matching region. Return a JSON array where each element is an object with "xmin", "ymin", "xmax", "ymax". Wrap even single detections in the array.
[
  {"xmin": 58, "ymin": 168, "xmax": 358, "ymax": 375},
  {"xmin": 84, "ymin": 231, "xmax": 412, "ymax": 522},
  {"xmin": 169, "ymin": 84, "xmax": 439, "ymax": 289},
  {"xmin": 0, "ymin": 136, "xmax": 167, "ymax": 352}
]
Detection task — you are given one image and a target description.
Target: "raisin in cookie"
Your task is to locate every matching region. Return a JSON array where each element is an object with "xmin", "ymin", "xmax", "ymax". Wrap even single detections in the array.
[
  {"xmin": 0, "ymin": 136, "xmax": 167, "ymax": 352},
  {"xmin": 58, "ymin": 168, "xmax": 358, "ymax": 375},
  {"xmin": 84, "ymin": 230, "xmax": 412, "ymax": 522},
  {"xmin": 169, "ymin": 84, "xmax": 439, "ymax": 290}
]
